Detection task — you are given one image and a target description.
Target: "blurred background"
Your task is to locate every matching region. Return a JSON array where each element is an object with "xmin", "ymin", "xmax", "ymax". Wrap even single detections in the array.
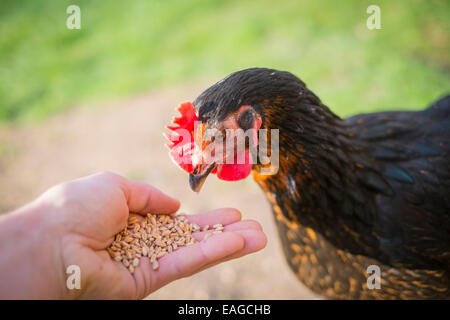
[{"xmin": 0, "ymin": 0, "xmax": 448, "ymax": 299}]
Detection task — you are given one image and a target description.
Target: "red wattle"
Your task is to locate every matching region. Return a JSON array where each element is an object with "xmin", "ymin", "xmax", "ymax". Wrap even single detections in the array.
[{"xmin": 216, "ymin": 150, "xmax": 253, "ymax": 181}]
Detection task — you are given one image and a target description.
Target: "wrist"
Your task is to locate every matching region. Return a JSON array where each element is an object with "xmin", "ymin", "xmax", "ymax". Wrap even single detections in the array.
[{"xmin": 0, "ymin": 199, "xmax": 68, "ymax": 299}]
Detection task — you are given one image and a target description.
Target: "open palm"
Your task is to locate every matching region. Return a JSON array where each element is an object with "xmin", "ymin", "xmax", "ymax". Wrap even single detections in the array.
[{"xmin": 46, "ymin": 172, "xmax": 266, "ymax": 299}]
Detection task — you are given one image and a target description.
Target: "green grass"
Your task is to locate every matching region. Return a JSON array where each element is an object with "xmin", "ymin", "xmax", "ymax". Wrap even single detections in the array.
[{"xmin": 0, "ymin": 0, "xmax": 448, "ymax": 122}]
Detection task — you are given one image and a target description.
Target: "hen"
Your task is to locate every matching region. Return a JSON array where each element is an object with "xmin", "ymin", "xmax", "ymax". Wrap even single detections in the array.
[{"xmin": 165, "ymin": 68, "xmax": 450, "ymax": 299}]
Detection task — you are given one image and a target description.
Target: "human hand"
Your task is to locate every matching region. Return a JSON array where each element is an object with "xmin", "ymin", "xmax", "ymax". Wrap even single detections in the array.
[{"xmin": 0, "ymin": 172, "xmax": 267, "ymax": 299}]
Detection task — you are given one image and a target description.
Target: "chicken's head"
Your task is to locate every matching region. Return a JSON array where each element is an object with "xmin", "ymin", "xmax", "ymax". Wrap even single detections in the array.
[
  {"xmin": 166, "ymin": 68, "xmax": 316, "ymax": 192},
  {"xmin": 166, "ymin": 99, "xmax": 262, "ymax": 192}
]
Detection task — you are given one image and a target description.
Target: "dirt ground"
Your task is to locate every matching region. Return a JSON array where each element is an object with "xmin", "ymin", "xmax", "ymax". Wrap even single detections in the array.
[{"xmin": 0, "ymin": 83, "xmax": 319, "ymax": 299}]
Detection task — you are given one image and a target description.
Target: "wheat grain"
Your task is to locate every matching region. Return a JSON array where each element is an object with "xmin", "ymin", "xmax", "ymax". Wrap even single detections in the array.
[{"xmin": 107, "ymin": 213, "xmax": 199, "ymax": 274}]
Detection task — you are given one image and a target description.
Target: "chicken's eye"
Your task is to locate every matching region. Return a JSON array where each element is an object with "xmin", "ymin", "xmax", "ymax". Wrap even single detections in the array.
[{"xmin": 237, "ymin": 108, "xmax": 255, "ymax": 131}]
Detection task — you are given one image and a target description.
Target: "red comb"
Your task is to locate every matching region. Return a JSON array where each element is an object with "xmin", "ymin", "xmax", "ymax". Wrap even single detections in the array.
[{"xmin": 165, "ymin": 102, "xmax": 199, "ymax": 173}]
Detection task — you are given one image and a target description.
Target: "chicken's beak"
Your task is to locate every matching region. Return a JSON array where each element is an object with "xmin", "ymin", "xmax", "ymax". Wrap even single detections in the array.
[{"xmin": 189, "ymin": 162, "xmax": 216, "ymax": 192}]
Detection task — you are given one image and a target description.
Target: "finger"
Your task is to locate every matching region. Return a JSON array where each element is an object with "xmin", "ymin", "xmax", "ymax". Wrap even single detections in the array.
[
  {"xmin": 192, "ymin": 219, "xmax": 262, "ymax": 242},
  {"xmin": 225, "ymin": 219, "xmax": 262, "ymax": 231},
  {"xmin": 124, "ymin": 210, "xmax": 246, "ymax": 246},
  {"xmin": 215, "ymin": 229, "xmax": 267, "ymax": 258},
  {"xmin": 119, "ymin": 177, "xmax": 180, "ymax": 215},
  {"xmin": 135, "ymin": 232, "xmax": 245, "ymax": 294},
  {"xmin": 129, "ymin": 208, "xmax": 242, "ymax": 226},
  {"xmin": 185, "ymin": 208, "xmax": 242, "ymax": 227},
  {"xmin": 195, "ymin": 229, "xmax": 267, "ymax": 273}
]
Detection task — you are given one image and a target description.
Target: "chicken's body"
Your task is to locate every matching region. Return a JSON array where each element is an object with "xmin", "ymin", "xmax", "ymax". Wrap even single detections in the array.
[
  {"xmin": 252, "ymin": 93, "xmax": 450, "ymax": 299},
  {"xmin": 169, "ymin": 68, "xmax": 450, "ymax": 299}
]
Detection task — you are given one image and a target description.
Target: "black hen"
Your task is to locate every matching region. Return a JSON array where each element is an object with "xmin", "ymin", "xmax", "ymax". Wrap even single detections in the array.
[{"xmin": 172, "ymin": 68, "xmax": 450, "ymax": 299}]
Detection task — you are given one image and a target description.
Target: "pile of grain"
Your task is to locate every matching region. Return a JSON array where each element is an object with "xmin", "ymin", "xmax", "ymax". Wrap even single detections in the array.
[{"xmin": 107, "ymin": 213, "xmax": 224, "ymax": 274}]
